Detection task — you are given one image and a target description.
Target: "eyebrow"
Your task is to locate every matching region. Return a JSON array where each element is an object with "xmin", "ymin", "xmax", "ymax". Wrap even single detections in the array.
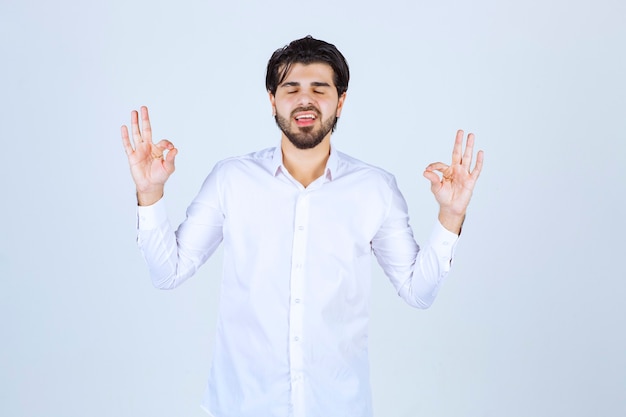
[{"xmin": 280, "ymin": 81, "xmax": 332, "ymax": 88}]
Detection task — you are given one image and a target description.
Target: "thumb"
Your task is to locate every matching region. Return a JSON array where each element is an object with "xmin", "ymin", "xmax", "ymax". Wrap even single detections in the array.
[
  {"xmin": 423, "ymin": 170, "xmax": 441, "ymax": 189},
  {"xmin": 163, "ymin": 147, "xmax": 178, "ymax": 173}
]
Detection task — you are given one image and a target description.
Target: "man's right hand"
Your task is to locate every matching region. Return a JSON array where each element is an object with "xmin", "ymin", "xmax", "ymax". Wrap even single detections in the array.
[{"xmin": 121, "ymin": 106, "xmax": 178, "ymax": 206}]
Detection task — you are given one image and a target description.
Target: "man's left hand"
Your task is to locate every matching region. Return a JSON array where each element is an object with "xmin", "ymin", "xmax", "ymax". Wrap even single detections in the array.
[{"xmin": 423, "ymin": 130, "xmax": 484, "ymax": 234}]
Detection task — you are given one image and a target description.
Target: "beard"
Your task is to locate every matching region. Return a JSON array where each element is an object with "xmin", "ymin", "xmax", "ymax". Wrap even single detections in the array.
[{"xmin": 275, "ymin": 106, "xmax": 338, "ymax": 150}]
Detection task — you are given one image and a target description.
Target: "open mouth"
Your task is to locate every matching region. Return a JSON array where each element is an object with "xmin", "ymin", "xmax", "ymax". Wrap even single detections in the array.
[{"xmin": 294, "ymin": 112, "xmax": 318, "ymax": 126}]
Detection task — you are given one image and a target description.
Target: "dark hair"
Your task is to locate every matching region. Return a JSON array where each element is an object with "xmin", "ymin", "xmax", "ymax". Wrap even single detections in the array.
[{"xmin": 265, "ymin": 36, "xmax": 350, "ymax": 97}]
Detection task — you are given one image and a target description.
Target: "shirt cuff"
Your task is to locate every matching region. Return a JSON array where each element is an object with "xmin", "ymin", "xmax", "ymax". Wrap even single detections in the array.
[
  {"xmin": 428, "ymin": 221, "xmax": 460, "ymax": 262},
  {"xmin": 137, "ymin": 199, "xmax": 168, "ymax": 231}
]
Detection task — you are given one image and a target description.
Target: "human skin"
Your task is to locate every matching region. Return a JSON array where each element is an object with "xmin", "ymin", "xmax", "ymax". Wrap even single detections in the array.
[
  {"xmin": 270, "ymin": 62, "xmax": 346, "ymax": 188},
  {"xmin": 121, "ymin": 63, "xmax": 483, "ymax": 233}
]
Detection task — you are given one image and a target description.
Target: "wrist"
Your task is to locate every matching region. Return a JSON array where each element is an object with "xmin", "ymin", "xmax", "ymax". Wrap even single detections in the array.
[
  {"xmin": 136, "ymin": 188, "xmax": 164, "ymax": 206},
  {"xmin": 438, "ymin": 209, "xmax": 465, "ymax": 235}
]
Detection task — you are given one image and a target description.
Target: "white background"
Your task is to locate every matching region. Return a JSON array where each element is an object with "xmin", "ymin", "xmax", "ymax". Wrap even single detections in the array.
[{"xmin": 1, "ymin": 0, "xmax": 625, "ymax": 416}]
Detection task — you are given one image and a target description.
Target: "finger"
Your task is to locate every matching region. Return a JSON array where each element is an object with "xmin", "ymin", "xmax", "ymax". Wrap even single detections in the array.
[
  {"xmin": 151, "ymin": 139, "xmax": 174, "ymax": 158},
  {"xmin": 163, "ymin": 147, "xmax": 178, "ymax": 173},
  {"xmin": 470, "ymin": 150, "xmax": 484, "ymax": 180},
  {"xmin": 121, "ymin": 125, "xmax": 134, "ymax": 156},
  {"xmin": 424, "ymin": 162, "xmax": 448, "ymax": 173},
  {"xmin": 154, "ymin": 139, "xmax": 174, "ymax": 151},
  {"xmin": 425, "ymin": 162, "xmax": 455, "ymax": 183},
  {"xmin": 130, "ymin": 110, "xmax": 142, "ymax": 143},
  {"xmin": 423, "ymin": 171, "xmax": 444, "ymax": 193},
  {"xmin": 461, "ymin": 133, "xmax": 475, "ymax": 170},
  {"xmin": 141, "ymin": 106, "xmax": 152, "ymax": 143},
  {"xmin": 451, "ymin": 130, "xmax": 464, "ymax": 165}
]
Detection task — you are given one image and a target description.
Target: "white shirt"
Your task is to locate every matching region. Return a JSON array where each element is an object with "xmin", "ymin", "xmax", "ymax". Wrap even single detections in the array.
[{"xmin": 136, "ymin": 145, "xmax": 459, "ymax": 417}]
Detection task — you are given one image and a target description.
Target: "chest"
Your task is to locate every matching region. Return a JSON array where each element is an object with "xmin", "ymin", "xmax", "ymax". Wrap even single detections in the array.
[{"xmin": 220, "ymin": 174, "xmax": 391, "ymax": 254}]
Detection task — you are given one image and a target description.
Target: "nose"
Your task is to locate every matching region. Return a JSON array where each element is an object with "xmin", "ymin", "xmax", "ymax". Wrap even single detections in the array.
[{"xmin": 296, "ymin": 90, "xmax": 314, "ymax": 107}]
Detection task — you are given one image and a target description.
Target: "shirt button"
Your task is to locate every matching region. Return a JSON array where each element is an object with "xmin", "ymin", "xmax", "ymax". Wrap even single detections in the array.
[
  {"xmin": 298, "ymin": 225, "xmax": 304, "ymax": 231},
  {"xmin": 294, "ymin": 298, "xmax": 301, "ymax": 304},
  {"xmin": 294, "ymin": 336, "xmax": 300, "ymax": 342}
]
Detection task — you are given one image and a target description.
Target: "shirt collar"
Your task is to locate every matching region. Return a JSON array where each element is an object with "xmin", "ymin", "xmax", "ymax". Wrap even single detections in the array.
[
  {"xmin": 325, "ymin": 143, "xmax": 339, "ymax": 181},
  {"xmin": 272, "ymin": 141, "xmax": 339, "ymax": 183},
  {"xmin": 271, "ymin": 144, "xmax": 283, "ymax": 176}
]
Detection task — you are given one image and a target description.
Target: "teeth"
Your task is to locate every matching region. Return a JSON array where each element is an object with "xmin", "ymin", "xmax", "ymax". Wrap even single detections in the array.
[{"xmin": 296, "ymin": 114, "xmax": 316, "ymax": 120}]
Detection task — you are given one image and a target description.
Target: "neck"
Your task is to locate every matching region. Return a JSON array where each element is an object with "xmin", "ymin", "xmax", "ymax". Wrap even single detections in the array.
[{"xmin": 281, "ymin": 135, "xmax": 331, "ymax": 188}]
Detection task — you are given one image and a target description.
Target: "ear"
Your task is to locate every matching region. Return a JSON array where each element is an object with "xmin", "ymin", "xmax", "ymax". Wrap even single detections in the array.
[
  {"xmin": 336, "ymin": 92, "xmax": 347, "ymax": 118},
  {"xmin": 268, "ymin": 91, "xmax": 276, "ymax": 116}
]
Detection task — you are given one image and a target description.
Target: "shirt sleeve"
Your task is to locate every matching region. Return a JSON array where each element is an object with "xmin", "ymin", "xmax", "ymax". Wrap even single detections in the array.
[
  {"xmin": 371, "ymin": 176, "xmax": 459, "ymax": 309},
  {"xmin": 136, "ymin": 165, "xmax": 225, "ymax": 289}
]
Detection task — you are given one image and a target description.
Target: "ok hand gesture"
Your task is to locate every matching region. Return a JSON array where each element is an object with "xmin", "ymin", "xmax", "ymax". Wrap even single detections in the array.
[
  {"xmin": 423, "ymin": 130, "xmax": 484, "ymax": 234},
  {"xmin": 121, "ymin": 106, "xmax": 178, "ymax": 206}
]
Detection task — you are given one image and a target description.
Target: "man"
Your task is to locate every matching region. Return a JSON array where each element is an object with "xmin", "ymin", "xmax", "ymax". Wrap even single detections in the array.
[{"xmin": 121, "ymin": 36, "xmax": 483, "ymax": 417}]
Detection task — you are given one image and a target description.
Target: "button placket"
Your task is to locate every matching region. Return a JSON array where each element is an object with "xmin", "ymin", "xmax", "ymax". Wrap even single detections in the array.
[{"xmin": 288, "ymin": 191, "xmax": 310, "ymax": 414}]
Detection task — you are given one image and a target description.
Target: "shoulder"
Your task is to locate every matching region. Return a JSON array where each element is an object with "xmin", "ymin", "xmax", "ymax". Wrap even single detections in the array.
[
  {"xmin": 214, "ymin": 147, "xmax": 275, "ymax": 168},
  {"xmin": 210, "ymin": 146, "xmax": 277, "ymax": 176},
  {"xmin": 334, "ymin": 150, "xmax": 396, "ymax": 186},
  {"xmin": 196, "ymin": 147, "xmax": 277, "ymax": 200}
]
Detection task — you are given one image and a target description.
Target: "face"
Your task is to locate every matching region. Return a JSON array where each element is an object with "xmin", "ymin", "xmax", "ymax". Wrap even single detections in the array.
[{"xmin": 270, "ymin": 62, "xmax": 346, "ymax": 150}]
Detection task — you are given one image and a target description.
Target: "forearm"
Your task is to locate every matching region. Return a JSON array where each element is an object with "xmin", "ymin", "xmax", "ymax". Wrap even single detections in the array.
[
  {"xmin": 136, "ymin": 199, "xmax": 223, "ymax": 289},
  {"xmin": 137, "ymin": 201, "xmax": 189, "ymax": 289},
  {"xmin": 372, "ymin": 175, "xmax": 459, "ymax": 308},
  {"xmin": 396, "ymin": 222, "xmax": 458, "ymax": 308}
]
